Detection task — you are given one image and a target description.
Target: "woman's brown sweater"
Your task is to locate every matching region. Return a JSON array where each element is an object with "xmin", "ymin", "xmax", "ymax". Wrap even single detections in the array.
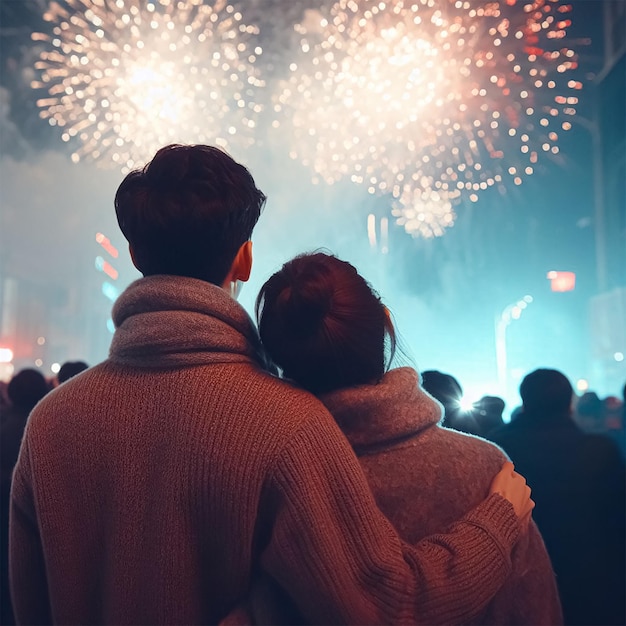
[{"xmin": 321, "ymin": 367, "xmax": 563, "ymax": 625}]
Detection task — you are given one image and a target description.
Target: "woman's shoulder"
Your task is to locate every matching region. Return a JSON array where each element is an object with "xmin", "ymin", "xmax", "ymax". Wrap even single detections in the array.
[{"xmin": 431, "ymin": 424, "xmax": 510, "ymax": 466}]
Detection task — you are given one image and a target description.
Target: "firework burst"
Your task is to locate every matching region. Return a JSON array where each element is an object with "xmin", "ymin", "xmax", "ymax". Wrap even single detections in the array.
[
  {"xmin": 31, "ymin": 0, "xmax": 265, "ymax": 171},
  {"xmin": 274, "ymin": 0, "xmax": 582, "ymax": 237}
]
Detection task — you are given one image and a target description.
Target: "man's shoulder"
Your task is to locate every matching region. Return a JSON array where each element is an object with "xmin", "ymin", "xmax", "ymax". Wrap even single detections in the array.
[{"xmin": 229, "ymin": 366, "xmax": 337, "ymax": 430}]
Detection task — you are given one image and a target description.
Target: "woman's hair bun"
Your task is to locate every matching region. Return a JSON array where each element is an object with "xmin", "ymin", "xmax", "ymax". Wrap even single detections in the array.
[
  {"xmin": 277, "ymin": 263, "xmax": 333, "ymax": 335},
  {"xmin": 256, "ymin": 251, "xmax": 396, "ymax": 394}
]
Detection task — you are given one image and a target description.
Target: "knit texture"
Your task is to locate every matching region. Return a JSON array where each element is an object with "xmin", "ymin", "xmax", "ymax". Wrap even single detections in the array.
[
  {"xmin": 11, "ymin": 275, "xmax": 519, "ymax": 625},
  {"xmin": 321, "ymin": 367, "xmax": 563, "ymax": 625}
]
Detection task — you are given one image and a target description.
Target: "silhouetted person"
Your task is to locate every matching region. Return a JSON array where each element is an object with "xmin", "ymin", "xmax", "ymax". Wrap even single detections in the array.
[
  {"xmin": 420, "ymin": 371, "xmax": 486, "ymax": 435},
  {"xmin": 620, "ymin": 382, "xmax": 626, "ymax": 456},
  {"xmin": 2, "ymin": 368, "xmax": 49, "ymax": 478},
  {"xmin": 0, "ymin": 381, "xmax": 9, "ymax": 417},
  {"xmin": 57, "ymin": 360, "xmax": 89, "ymax": 384},
  {"xmin": 491, "ymin": 369, "xmax": 626, "ymax": 626},
  {"xmin": 473, "ymin": 395, "xmax": 506, "ymax": 439},
  {"xmin": 574, "ymin": 390, "xmax": 604, "ymax": 434},
  {"xmin": 421, "ymin": 370, "xmax": 464, "ymax": 429},
  {"xmin": 577, "ymin": 391, "xmax": 603, "ymax": 418},
  {"xmin": 602, "ymin": 394, "xmax": 625, "ymax": 458},
  {"xmin": 1, "ymin": 368, "xmax": 49, "ymax": 626}
]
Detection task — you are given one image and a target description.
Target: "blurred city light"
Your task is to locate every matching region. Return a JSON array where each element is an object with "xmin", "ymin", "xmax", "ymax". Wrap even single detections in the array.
[
  {"xmin": 576, "ymin": 378, "xmax": 589, "ymax": 392},
  {"xmin": 547, "ymin": 270, "xmax": 576, "ymax": 292}
]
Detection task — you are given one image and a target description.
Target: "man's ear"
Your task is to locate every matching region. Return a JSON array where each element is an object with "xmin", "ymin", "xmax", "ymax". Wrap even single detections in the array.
[
  {"xmin": 232, "ymin": 240, "xmax": 253, "ymax": 283},
  {"xmin": 222, "ymin": 240, "xmax": 253, "ymax": 291},
  {"xmin": 129, "ymin": 245, "xmax": 141, "ymax": 272}
]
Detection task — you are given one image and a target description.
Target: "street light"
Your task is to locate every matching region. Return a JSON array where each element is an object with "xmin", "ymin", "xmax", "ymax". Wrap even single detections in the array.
[{"xmin": 495, "ymin": 295, "xmax": 534, "ymax": 397}]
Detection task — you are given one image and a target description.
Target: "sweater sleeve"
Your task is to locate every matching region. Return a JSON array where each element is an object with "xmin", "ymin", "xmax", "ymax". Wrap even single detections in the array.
[
  {"xmin": 484, "ymin": 519, "xmax": 563, "ymax": 625},
  {"xmin": 9, "ymin": 435, "xmax": 53, "ymax": 626},
  {"xmin": 261, "ymin": 414, "xmax": 519, "ymax": 625}
]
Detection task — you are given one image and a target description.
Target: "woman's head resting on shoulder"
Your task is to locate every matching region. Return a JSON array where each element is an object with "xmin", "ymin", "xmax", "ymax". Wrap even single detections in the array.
[{"xmin": 256, "ymin": 252, "xmax": 396, "ymax": 394}]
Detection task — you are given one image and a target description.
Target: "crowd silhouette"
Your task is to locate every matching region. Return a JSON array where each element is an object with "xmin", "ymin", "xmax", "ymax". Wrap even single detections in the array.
[
  {"xmin": 1, "ymin": 361, "xmax": 89, "ymax": 625},
  {"xmin": 490, "ymin": 370, "xmax": 625, "ymax": 626},
  {"xmin": 1, "ymin": 144, "xmax": 625, "ymax": 625}
]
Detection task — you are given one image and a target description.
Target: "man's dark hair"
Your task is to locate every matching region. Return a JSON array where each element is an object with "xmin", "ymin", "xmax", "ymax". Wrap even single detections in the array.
[
  {"xmin": 114, "ymin": 144, "xmax": 266, "ymax": 285},
  {"xmin": 256, "ymin": 252, "xmax": 396, "ymax": 394},
  {"xmin": 520, "ymin": 368, "xmax": 573, "ymax": 415}
]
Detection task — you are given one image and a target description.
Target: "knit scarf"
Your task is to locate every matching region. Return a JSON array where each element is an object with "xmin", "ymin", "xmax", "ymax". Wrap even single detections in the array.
[
  {"xmin": 320, "ymin": 367, "xmax": 443, "ymax": 454},
  {"xmin": 109, "ymin": 274, "xmax": 273, "ymax": 371}
]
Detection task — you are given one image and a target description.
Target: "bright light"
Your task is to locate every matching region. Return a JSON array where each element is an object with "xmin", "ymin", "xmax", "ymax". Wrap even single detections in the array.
[
  {"xmin": 367, "ymin": 214, "xmax": 377, "ymax": 248},
  {"xmin": 51, "ymin": 362, "xmax": 61, "ymax": 374},
  {"xmin": 615, "ymin": 352, "xmax": 625, "ymax": 362},
  {"xmin": 102, "ymin": 282, "xmax": 121, "ymax": 302},
  {"xmin": 458, "ymin": 396, "xmax": 476, "ymax": 412},
  {"xmin": 547, "ymin": 270, "xmax": 576, "ymax": 292},
  {"xmin": 96, "ymin": 232, "xmax": 119, "ymax": 258},
  {"xmin": 576, "ymin": 378, "xmax": 589, "ymax": 392},
  {"xmin": 0, "ymin": 348, "xmax": 14, "ymax": 363},
  {"xmin": 35, "ymin": 359, "xmax": 43, "ymax": 367},
  {"xmin": 0, "ymin": 363, "xmax": 15, "ymax": 382}
]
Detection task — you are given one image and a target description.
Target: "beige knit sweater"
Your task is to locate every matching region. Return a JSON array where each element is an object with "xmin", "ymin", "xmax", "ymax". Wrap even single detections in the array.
[{"xmin": 10, "ymin": 275, "xmax": 519, "ymax": 625}]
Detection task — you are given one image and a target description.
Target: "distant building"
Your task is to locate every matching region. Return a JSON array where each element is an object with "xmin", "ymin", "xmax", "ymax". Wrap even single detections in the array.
[
  {"xmin": 597, "ymin": 0, "xmax": 625, "ymax": 291},
  {"xmin": 588, "ymin": 1, "xmax": 626, "ymax": 395}
]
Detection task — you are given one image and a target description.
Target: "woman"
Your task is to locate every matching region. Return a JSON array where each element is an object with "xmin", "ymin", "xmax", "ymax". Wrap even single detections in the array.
[{"xmin": 256, "ymin": 251, "xmax": 562, "ymax": 625}]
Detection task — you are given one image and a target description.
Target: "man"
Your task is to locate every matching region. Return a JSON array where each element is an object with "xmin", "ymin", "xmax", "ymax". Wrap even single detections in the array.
[
  {"xmin": 10, "ymin": 144, "xmax": 531, "ymax": 625},
  {"xmin": 492, "ymin": 369, "xmax": 625, "ymax": 626}
]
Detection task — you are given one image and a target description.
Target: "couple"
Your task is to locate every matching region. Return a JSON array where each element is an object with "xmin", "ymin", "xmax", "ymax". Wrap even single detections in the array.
[{"xmin": 9, "ymin": 145, "xmax": 560, "ymax": 624}]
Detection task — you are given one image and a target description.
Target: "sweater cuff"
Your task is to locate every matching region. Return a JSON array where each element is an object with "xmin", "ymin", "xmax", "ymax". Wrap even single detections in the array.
[{"xmin": 462, "ymin": 493, "xmax": 520, "ymax": 558}]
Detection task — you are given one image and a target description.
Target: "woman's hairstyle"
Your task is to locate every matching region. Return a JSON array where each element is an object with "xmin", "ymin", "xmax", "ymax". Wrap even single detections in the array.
[
  {"xmin": 256, "ymin": 252, "xmax": 396, "ymax": 394},
  {"xmin": 115, "ymin": 144, "xmax": 266, "ymax": 286}
]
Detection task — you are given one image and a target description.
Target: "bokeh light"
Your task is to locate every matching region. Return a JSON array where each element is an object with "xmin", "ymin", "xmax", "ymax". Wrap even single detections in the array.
[
  {"xmin": 274, "ymin": 0, "xmax": 582, "ymax": 237},
  {"xmin": 31, "ymin": 0, "xmax": 265, "ymax": 172}
]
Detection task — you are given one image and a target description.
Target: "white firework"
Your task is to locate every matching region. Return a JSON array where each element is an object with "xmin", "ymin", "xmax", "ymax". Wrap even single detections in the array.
[
  {"xmin": 274, "ymin": 0, "xmax": 582, "ymax": 237},
  {"xmin": 31, "ymin": 0, "xmax": 265, "ymax": 171}
]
